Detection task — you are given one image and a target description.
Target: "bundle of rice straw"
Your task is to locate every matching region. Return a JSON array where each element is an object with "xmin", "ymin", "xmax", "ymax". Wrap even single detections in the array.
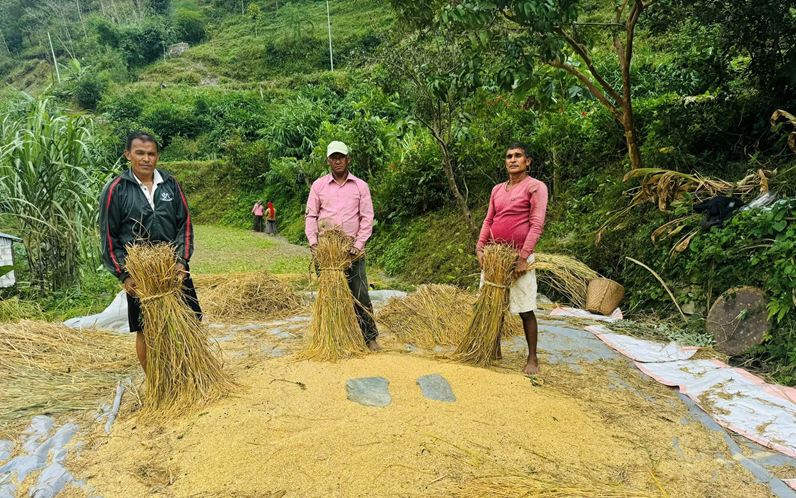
[
  {"xmin": 0, "ymin": 320, "xmax": 136, "ymax": 432},
  {"xmin": 195, "ymin": 270, "xmax": 302, "ymax": 320},
  {"xmin": 301, "ymin": 227, "xmax": 367, "ymax": 361},
  {"xmin": 531, "ymin": 253, "xmax": 598, "ymax": 308},
  {"xmin": 125, "ymin": 244, "xmax": 234, "ymax": 418},
  {"xmin": 454, "ymin": 244, "xmax": 517, "ymax": 366},
  {"xmin": 378, "ymin": 284, "xmax": 475, "ymax": 348}
]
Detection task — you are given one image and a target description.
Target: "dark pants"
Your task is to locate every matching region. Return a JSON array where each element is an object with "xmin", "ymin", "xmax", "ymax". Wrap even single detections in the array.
[
  {"xmin": 265, "ymin": 220, "xmax": 277, "ymax": 234},
  {"xmin": 127, "ymin": 271, "xmax": 203, "ymax": 333},
  {"xmin": 253, "ymin": 215, "xmax": 264, "ymax": 232},
  {"xmin": 347, "ymin": 259, "xmax": 378, "ymax": 342}
]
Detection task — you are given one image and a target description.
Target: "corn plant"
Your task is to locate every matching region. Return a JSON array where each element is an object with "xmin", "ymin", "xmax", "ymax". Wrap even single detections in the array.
[{"xmin": 0, "ymin": 98, "xmax": 113, "ymax": 292}]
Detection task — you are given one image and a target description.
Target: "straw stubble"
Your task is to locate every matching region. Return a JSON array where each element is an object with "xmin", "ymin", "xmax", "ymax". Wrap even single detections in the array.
[
  {"xmin": 454, "ymin": 244, "xmax": 517, "ymax": 366},
  {"xmin": 195, "ymin": 270, "xmax": 302, "ymax": 320},
  {"xmin": 0, "ymin": 320, "xmax": 136, "ymax": 432},
  {"xmin": 378, "ymin": 284, "xmax": 475, "ymax": 348},
  {"xmin": 301, "ymin": 227, "xmax": 367, "ymax": 361},
  {"xmin": 530, "ymin": 253, "xmax": 598, "ymax": 308},
  {"xmin": 125, "ymin": 244, "xmax": 234, "ymax": 419}
]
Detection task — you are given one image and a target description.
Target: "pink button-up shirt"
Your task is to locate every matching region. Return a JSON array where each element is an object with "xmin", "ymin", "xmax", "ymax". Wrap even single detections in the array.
[
  {"xmin": 476, "ymin": 176, "xmax": 548, "ymax": 259},
  {"xmin": 305, "ymin": 173, "xmax": 374, "ymax": 250}
]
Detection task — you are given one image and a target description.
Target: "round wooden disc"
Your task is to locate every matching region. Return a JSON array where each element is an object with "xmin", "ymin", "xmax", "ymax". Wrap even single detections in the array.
[{"xmin": 707, "ymin": 286, "xmax": 768, "ymax": 356}]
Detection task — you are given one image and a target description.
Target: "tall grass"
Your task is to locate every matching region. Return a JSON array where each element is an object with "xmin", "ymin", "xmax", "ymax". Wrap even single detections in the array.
[{"xmin": 0, "ymin": 98, "xmax": 114, "ymax": 291}]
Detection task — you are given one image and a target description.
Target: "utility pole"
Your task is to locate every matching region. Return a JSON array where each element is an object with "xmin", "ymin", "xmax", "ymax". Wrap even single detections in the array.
[
  {"xmin": 326, "ymin": 0, "xmax": 333, "ymax": 71},
  {"xmin": 48, "ymin": 32, "xmax": 61, "ymax": 83}
]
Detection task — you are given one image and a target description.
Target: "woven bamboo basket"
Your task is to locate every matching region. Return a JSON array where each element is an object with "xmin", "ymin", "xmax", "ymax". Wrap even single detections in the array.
[{"xmin": 586, "ymin": 278, "xmax": 625, "ymax": 316}]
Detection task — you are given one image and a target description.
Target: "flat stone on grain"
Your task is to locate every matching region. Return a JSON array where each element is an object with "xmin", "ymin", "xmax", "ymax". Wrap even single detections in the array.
[
  {"xmin": 346, "ymin": 377, "xmax": 391, "ymax": 407},
  {"xmin": 417, "ymin": 374, "xmax": 456, "ymax": 402}
]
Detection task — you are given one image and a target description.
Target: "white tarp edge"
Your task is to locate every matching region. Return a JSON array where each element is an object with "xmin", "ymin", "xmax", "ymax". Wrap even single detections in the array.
[
  {"xmin": 637, "ymin": 359, "xmax": 796, "ymax": 459},
  {"xmin": 550, "ymin": 306, "xmax": 623, "ymax": 322},
  {"xmin": 63, "ymin": 291, "xmax": 130, "ymax": 333},
  {"xmin": 586, "ymin": 324, "xmax": 699, "ymax": 363}
]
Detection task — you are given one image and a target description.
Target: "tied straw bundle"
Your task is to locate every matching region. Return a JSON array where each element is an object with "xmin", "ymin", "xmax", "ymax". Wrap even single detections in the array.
[
  {"xmin": 125, "ymin": 244, "xmax": 234, "ymax": 418},
  {"xmin": 301, "ymin": 227, "xmax": 367, "ymax": 361},
  {"xmin": 454, "ymin": 243, "xmax": 517, "ymax": 366}
]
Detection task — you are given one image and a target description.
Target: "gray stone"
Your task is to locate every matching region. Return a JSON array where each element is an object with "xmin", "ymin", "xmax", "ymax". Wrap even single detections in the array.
[
  {"xmin": 167, "ymin": 42, "xmax": 189, "ymax": 58},
  {"xmin": 417, "ymin": 374, "xmax": 456, "ymax": 402},
  {"xmin": 346, "ymin": 377, "xmax": 391, "ymax": 407}
]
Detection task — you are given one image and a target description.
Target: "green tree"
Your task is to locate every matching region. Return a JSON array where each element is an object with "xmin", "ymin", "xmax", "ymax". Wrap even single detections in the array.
[
  {"xmin": 247, "ymin": 3, "xmax": 261, "ymax": 37},
  {"xmin": 174, "ymin": 8, "xmax": 206, "ymax": 44},
  {"xmin": 149, "ymin": 0, "xmax": 171, "ymax": 15},
  {"xmin": 280, "ymin": 2, "xmax": 313, "ymax": 41},
  {"xmin": 74, "ymin": 69, "xmax": 106, "ymax": 111},
  {"xmin": 390, "ymin": 0, "xmax": 660, "ymax": 170},
  {"xmin": 668, "ymin": 0, "xmax": 796, "ymax": 102},
  {"xmin": 381, "ymin": 30, "xmax": 479, "ymax": 234}
]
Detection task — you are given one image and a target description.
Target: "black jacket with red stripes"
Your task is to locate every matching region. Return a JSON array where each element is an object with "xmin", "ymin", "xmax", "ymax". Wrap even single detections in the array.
[{"xmin": 99, "ymin": 168, "xmax": 193, "ymax": 283}]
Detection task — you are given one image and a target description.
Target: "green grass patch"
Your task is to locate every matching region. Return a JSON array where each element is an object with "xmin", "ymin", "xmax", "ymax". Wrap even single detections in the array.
[
  {"xmin": 190, "ymin": 224, "xmax": 310, "ymax": 275},
  {"xmin": 138, "ymin": 0, "xmax": 392, "ymax": 83}
]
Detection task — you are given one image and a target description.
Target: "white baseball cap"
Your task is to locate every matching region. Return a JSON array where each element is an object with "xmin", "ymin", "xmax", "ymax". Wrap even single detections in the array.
[{"xmin": 326, "ymin": 141, "xmax": 350, "ymax": 157}]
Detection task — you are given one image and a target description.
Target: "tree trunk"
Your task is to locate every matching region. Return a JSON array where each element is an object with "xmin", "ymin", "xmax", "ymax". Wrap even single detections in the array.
[
  {"xmin": 551, "ymin": 145, "xmax": 560, "ymax": 198},
  {"xmin": 621, "ymin": 100, "xmax": 641, "ymax": 170},
  {"xmin": 438, "ymin": 142, "xmax": 477, "ymax": 235}
]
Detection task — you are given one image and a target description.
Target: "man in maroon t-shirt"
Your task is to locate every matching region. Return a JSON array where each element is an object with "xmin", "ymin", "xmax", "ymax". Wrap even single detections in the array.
[{"xmin": 476, "ymin": 142, "xmax": 548, "ymax": 374}]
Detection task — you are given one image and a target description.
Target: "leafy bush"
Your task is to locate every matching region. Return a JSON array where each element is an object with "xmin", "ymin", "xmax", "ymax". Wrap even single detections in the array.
[
  {"xmin": 163, "ymin": 160, "xmax": 239, "ymax": 224},
  {"xmin": 174, "ymin": 9, "xmax": 206, "ymax": 44},
  {"xmin": 93, "ymin": 17, "xmax": 168, "ymax": 68},
  {"xmin": 139, "ymin": 101, "xmax": 197, "ymax": 146},
  {"xmin": 682, "ymin": 200, "xmax": 796, "ymax": 322},
  {"xmin": 99, "ymin": 90, "xmax": 146, "ymax": 122},
  {"xmin": 74, "ymin": 70, "xmax": 106, "ymax": 110}
]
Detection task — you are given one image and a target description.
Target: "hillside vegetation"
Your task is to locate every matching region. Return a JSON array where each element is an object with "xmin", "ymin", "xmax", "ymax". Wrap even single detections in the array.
[{"xmin": 1, "ymin": 0, "xmax": 796, "ymax": 380}]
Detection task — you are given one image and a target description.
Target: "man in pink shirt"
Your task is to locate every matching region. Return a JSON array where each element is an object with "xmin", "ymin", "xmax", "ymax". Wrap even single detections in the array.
[
  {"xmin": 305, "ymin": 141, "xmax": 380, "ymax": 351},
  {"xmin": 476, "ymin": 142, "xmax": 548, "ymax": 375}
]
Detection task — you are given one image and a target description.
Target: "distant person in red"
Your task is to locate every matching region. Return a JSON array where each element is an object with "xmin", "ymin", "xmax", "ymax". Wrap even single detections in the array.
[
  {"xmin": 265, "ymin": 202, "xmax": 277, "ymax": 236},
  {"xmin": 476, "ymin": 142, "xmax": 548, "ymax": 375},
  {"xmin": 252, "ymin": 200, "xmax": 265, "ymax": 232}
]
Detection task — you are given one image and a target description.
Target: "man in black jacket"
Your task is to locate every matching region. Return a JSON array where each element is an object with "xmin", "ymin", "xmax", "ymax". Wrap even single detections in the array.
[{"xmin": 99, "ymin": 131, "xmax": 202, "ymax": 371}]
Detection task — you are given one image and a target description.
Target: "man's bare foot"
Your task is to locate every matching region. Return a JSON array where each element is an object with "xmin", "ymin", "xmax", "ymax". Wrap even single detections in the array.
[
  {"xmin": 522, "ymin": 355, "xmax": 540, "ymax": 375},
  {"xmin": 367, "ymin": 340, "xmax": 382, "ymax": 352}
]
